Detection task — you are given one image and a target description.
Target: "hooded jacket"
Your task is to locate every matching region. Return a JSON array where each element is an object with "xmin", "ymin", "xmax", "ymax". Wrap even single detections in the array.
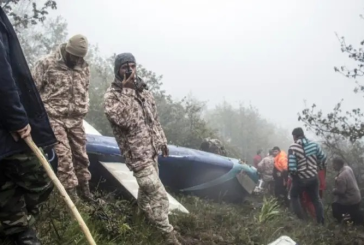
[
  {"xmin": 0, "ymin": 7, "xmax": 56, "ymax": 160},
  {"xmin": 32, "ymin": 43, "xmax": 90, "ymax": 119}
]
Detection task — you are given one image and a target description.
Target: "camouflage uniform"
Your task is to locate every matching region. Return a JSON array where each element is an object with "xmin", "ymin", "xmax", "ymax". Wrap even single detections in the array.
[
  {"xmin": 104, "ymin": 79, "xmax": 174, "ymax": 236},
  {"xmin": 32, "ymin": 44, "xmax": 91, "ymax": 190},
  {"xmin": 257, "ymin": 155, "xmax": 275, "ymax": 193},
  {"xmin": 49, "ymin": 118, "xmax": 90, "ymax": 189},
  {"xmin": 257, "ymin": 155, "xmax": 275, "ymax": 183},
  {"xmin": 200, "ymin": 138, "xmax": 227, "ymax": 156},
  {"xmin": 0, "ymin": 152, "xmax": 53, "ymax": 235},
  {"xmin": 135, "ymin": 160, "xmax": 173, "ymax": 233}
]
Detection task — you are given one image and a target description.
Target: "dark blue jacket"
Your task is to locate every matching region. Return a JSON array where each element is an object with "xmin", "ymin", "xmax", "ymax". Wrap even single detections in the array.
[{"xmin": 0, "ymin": 7, "xmax": 56, "ymax": 160}]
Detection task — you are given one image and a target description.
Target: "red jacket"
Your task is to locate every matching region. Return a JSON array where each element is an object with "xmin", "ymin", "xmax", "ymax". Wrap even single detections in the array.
[{"xmin": 253, "ymin": 155, "xmax": 262, "ymax": 168}]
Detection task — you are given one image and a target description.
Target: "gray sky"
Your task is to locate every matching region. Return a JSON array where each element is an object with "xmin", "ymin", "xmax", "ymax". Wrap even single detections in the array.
[{"xmin": 53, "ymin": 0, "xmax": 364, "ymax": 130}]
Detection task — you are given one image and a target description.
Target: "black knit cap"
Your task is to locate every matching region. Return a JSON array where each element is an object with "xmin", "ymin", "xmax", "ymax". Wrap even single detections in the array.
[{"xmin": 114, "ymin": 53, "xmax": 136, "ymax": 79}]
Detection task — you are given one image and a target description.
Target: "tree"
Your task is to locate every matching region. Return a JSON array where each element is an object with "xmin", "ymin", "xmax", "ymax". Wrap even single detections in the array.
[
  {"xmin": 299, "ymin": 14, "xmax": 364, "ymax": 142},
  {"xmin": 159, "ymin": 95, "xmax": 215, "ymax": 149},
  {"xmin": 85, "ymin": 49, "xmax": 115, "ymax": 136},
  {"xmin": 1, "ymin": 0, "xmax": 57, "ymax": 28},
  {"xmin": 18, "ymin": 16, "xmax": 68, "ymax": 67},
  {"xmin": 16, "ymin": 14, "xmax": 289, "ymax": 160},
  {"xmin": 297, "ymin": 13, "xmax": 364, "ymax": 187},
  {"xmin": 206, "ymin": 101, "xmax": 291, "ymax": 162}
]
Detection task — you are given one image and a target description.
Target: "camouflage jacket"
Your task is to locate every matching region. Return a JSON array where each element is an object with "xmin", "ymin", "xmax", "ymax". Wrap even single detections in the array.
[
  {"xmin": 104, "ymin": 79, "xmax": 167, "ymax": 172},
  {"xmin": 32, "ymin": 44, "xmax": 90, "ymax": 119},
  {"xmin": 257, "ymin": 156, "xmax": 274, "ymax": 182}
]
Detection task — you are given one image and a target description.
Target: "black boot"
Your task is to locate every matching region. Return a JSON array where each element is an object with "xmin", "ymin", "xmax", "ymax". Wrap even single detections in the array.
[
  {"xmin": 11, "ymin": 228, "xmax": 41, "ymax": 245},
  {"xmin": 77, "ymin": 182, "xmax": 105, "ymax": 205}
]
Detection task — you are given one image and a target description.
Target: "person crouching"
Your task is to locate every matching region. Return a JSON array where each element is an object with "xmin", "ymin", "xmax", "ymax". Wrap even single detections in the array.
[{"xmin": 332, "ymin": 157, "xmax": 364, "ymax": 225}]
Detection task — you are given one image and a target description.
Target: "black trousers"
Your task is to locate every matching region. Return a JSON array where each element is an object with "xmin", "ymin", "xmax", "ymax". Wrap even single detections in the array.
[
  {"xmin": 290, "ymin": 176, "xmax": 324, "ymax": 224},
  {"xmin": 273, "ymin": 171, "xmax": 289, "ymax": 207},
  {"xmin": 332, "ymin": 202, "xmax": 364, "ymax": 225}
]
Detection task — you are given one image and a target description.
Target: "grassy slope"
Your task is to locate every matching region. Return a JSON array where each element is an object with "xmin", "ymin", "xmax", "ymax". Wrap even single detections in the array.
[{"xmin": 1, "ymin": 191, "xmax": 364, "ymax": 245}]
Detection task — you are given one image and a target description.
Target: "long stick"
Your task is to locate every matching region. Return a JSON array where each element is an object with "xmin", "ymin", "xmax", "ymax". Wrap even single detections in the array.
[{"xmin": 24, "ymin": 136, "xmax": 97, "ymax": 245}]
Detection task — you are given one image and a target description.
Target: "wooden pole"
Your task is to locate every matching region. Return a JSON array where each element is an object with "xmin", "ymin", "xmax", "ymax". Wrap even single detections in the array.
[{"xmin": 24, "ymin": 136, "xmax": 97, "ymax": 245}]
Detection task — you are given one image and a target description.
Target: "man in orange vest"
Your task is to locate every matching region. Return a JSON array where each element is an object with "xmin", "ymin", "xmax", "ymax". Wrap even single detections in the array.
[{"xmin": 272, "ymin": 146, "xmax": 289, "ymax": 206}]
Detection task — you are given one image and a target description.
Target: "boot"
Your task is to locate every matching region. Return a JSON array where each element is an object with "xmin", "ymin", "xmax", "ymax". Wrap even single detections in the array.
[
  {"xmin": 66, "ymin": 187, "xmax": 80, "ymax": 204},
  {"xmin": 77, "ymin": 182, "xmax": 105, "ymax": 205},
  {"xmin": 163, "ymin": 231, "xmax": 182, "ymax": 245},
  {"xmin": 11, "ymin": 228, "xmax": 41, "ymax": 245}
]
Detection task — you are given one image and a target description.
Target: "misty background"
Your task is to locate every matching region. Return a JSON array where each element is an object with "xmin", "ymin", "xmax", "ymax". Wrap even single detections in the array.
[
  {"xmin": 9, "ymin": 0, "xmax": 364, "ymax": 163},
  {"xmin": 4, "ymin": 2, "xmax": 364, "ymax": 244},
  {"xmin": 50, "ymin": 0, "xmax": 364, "ymax": 130}
]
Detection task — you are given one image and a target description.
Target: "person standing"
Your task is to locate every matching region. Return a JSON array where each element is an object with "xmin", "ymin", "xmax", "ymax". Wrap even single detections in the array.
[
  {"xmin": 253, "ymin": 149, "xmax": 263, "ymax": 168},
  {"xmin": 32, "ymin": 35, "xmax": 95, "ymax": 202},
  {"xmin": 104, "ymin": 53, "xmax": 181, "ymax": 245},
  {"xmin": 0, "ymin": 6, "xmax": 56, "ymax": 244},
  {"xmin": 257, "ymin": 149, "xmax": 275, "ymax": 194},
  {"xmin": 272, "ymin": 146, "xmax": 289, "ymax": 205},
  {"xmin": 288, "ymin": 127, "xmax": 326, "ymax": 224}
]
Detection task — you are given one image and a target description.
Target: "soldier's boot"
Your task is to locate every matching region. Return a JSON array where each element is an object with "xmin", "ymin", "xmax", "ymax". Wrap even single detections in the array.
[
  {"xmin": 163, "ymin": 231, "xmax": 182, "ymax": 245},
  {"xmin": 77, "ymin": 182, "xmax": 105, "ymax": 205},
  {"xmin": 11, "ymin": 228, "xmax": 41, "ymax": 245},
  {"xmin": 66, "ymin": 187, "xmax": 80, "ymax": 204}
]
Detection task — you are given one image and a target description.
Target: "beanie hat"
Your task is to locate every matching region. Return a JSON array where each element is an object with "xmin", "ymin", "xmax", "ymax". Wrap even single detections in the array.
[
  {"xmin": 66, "ymin": 34, "xmax": 88, "ymax": 57},
  {"xmin": 114, "ymin": 53, "xmax": 136, "ymax": 77}
]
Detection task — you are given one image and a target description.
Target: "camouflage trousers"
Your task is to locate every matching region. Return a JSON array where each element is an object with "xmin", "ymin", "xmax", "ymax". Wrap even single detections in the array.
[
  {"xmin": 0, "ymin": 152, "xmax": 53, "ymax": 235},
  {"xmin": 50, "ymin": 118, "xmax": 91, "ymax": 189},
  {"xmin": 134, "ymin": 160, "xmax": 174, "ymax": 235}
]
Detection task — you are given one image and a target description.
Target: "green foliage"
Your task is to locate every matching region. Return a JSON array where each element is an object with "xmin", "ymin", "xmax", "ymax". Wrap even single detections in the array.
[
  {"xmin": 14, "ymin": 11, "xmax": 291, "ymax": 157},
  {"xmin": 84, "ymin": 48, "xmax": 114, "ymax": 136},
  {"xmin": 299, "ymin": 14, "xmax": 364, "ymax": 142},
  {"xmin": 258, "ymin": 197, "xmax": 280, "ymax": 223},
  {"xmin": 18, "ymin": 16, "xmax": 68, "ymax": 67},
  {"xmin": 297, "ymin": 13, "xmax": 364, "ymax": 186},
  {"xmin": 0, "ymin": 191, "xmax": 361, "ymax": 245},
  {"xmin": 8, "ymin": 3, "xmax": 364, "ymax": 245},
  {"xmin": 2, "ymin": 0, "xmax": 57, "ymax": 28}
]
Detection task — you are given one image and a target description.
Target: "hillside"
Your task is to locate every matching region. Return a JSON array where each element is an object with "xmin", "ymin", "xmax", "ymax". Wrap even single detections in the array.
[{"xmin": 1, "ymin": 190, "xmax": 363, "ymax": 245}]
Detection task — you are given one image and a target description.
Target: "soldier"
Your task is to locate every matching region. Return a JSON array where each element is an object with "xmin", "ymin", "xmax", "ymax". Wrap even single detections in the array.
[
  {"xmin": 257, "ymin": 149, "xmax": 275, "ymax": 194},
  {"xmin": 32, "ymin": 35, "xmax": 95, "ymax": 202},
  {"xmin": 200, "ymin": 138, "xmax": 227, "ymax": 156},
  {"xmin": 104, "ymin": 53, "xmax": 181, "ymax": 245},
  {"xmin": 0, "ymin": 6, "xmax": 56, "ymax": 244}
]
